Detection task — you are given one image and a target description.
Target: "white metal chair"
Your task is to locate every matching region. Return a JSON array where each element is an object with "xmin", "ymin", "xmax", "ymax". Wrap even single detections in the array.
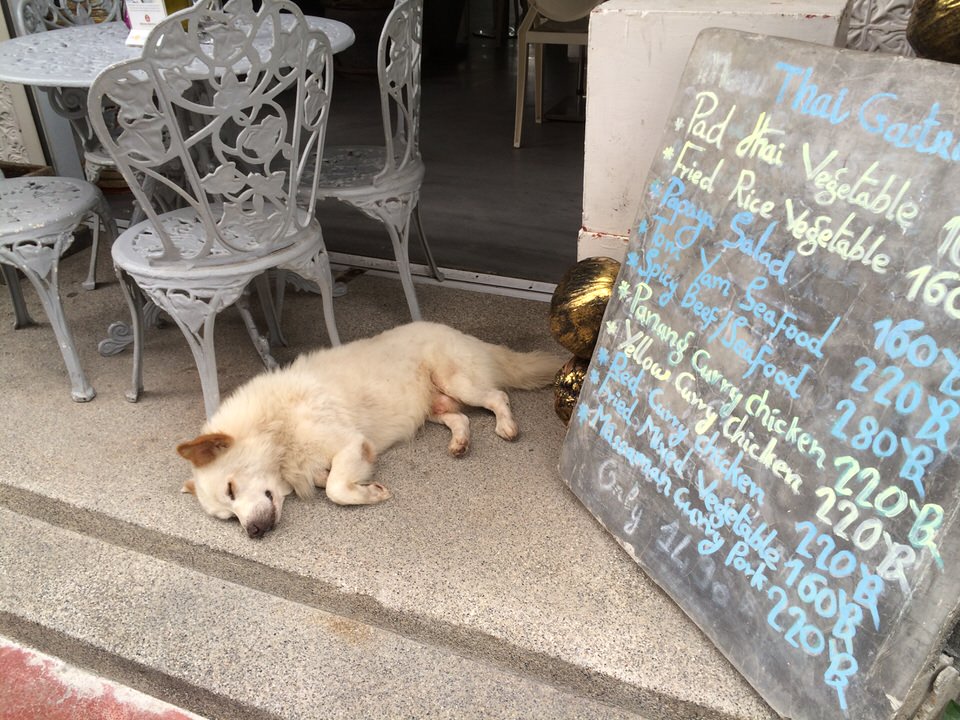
[
  {"xmin": 12, "ymin": 0, "xmax": 124, "ymax": 291},
  {"xmin": 513, "ymin": 0, "xmax": 601, "ymax": 148},
  {"xmin": 304, "ymin": 0, "xmax": 442, "ymax": 321},
  {"xmin": 88, "ymin": 0, "xmax": 339, "ymax": 418},
  {"xmin": 0, "ymin": 174, "xmax": 116, "ymax": 400}
]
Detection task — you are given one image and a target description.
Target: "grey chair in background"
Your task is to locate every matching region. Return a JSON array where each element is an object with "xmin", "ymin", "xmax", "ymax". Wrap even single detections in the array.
[
  {"xmin": 304, "ymin": 0, "xmax": 442, "ymax": 322},
  {"xmin": 513, "ymin": 0, "xmax": 601, "ymax": 148},
  {"xmin": 0, "ymin": 173, "xmax": 116, "ymax": 400},
  {"xmin": 89, "ymin": 0, "xmax": 339, "ymax": 417}
]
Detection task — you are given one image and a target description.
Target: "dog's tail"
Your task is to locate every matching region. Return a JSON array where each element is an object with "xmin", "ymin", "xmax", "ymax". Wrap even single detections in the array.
[{"xmin": 489, "ymin": 345, "xmax": 563, "ymax": 390}]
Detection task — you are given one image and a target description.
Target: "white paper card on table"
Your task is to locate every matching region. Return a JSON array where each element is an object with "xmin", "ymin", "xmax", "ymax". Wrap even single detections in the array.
[{"xmin": 124, "ymin": 0, "xmax": 168, "ymax": 46}]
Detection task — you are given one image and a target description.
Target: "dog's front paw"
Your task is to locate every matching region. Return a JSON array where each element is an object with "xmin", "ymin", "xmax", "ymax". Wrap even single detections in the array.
[
  {"xmin": 326, "ymin": 480, "xmax": 392, "ymax": 505},
  {"xmin": 367, "ymin": 482, "xmax": 392, "ymax": 503},
  {"xmin": 495, "ymin": 418, "xmax": 519, "ymax": 441}
]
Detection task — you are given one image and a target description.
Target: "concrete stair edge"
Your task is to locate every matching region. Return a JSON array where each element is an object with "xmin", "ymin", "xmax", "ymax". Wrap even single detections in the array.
[
  {"xmin": 0, "ymin": 505, "xmax": 658, "ymax": 720},
  {"xmin": 0, "ymin": 485, "xmax": 730, "ymax": 720},
  {"xmin": 0, "ymin": 618, "xmax": 279, "ymax": 720}
]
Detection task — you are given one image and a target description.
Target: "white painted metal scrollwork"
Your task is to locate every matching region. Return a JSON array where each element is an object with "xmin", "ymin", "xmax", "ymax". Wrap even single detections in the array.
[
  {"xmin": 305, "ymin": 0, "xmax": 441, "ymax": 323},
  {"xmin": 90, "ymin": 0, "xmax": 330, "ymax": 266},
  {"xmin": 88, "ymin": 0, "xmax": 338, "ymax": 417},
  {"xmin": 318, "ymin": 1, "xmax": 422, "ymax": 189},
  {"xmin": 380, "ymin": 0, "xmax": 422, "ymax": 182},
  {"xmin": 846, "ymin": 0, "xmax": 917, "ymax": 55},
  {"xmin": 0, "ymin": 84, "xmax": 31, "ymax": 163},
  {"xmin": 18, "ymin": 0, "xmax": 120, "ymax": 33}
]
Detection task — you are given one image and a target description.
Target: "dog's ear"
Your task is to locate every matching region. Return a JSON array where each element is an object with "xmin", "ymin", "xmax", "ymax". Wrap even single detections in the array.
[
  {"xmin": 177, "ymin": 433, "xmax": 234, "ymax": 467},
  {"xmin": 181, "ymin": 479, "xmax": 196, "ymax": 495}
]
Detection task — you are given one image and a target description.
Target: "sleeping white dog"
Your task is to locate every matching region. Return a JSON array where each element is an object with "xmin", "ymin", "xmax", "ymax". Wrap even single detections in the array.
[{"xmin": 178, "ymin": 321, "xmax": 560, "ymax": 537}]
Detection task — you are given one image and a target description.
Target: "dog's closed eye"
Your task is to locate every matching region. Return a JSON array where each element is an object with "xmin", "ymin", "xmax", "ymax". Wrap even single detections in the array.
[
  {"xmin": 265, "ymin": 490, "xmax": 273, "ymax": 500},
  {"xmin": 227, "ymin": 481, "xmax": 235, "ymax": 501}
]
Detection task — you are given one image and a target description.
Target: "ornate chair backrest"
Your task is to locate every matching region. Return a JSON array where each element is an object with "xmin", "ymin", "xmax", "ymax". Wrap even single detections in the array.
[
  {"xmin": 13, "ymin": 0, "xmax": 121, "ymax": 34},
  {"xmin": 88, "ymin": 0, "xmax": 333, "ymax": 265},
  {"xmin": 376, "ymin": 0, "xmax": 423, "ymax": 183}
]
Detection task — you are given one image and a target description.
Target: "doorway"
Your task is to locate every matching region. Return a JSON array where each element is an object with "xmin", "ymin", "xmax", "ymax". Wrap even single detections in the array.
[{"xmin": 319, "ymin": 0, "xmax": 586, "ymax": 288}]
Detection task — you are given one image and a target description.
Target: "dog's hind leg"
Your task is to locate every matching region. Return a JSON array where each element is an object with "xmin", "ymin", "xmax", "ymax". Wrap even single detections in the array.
[
  {"xmin": 429, "ymin": 393, "xmax": 471, "ymax": 456},
  {"xmin": 325, "ymin": 437, "xmax": 392, "ymax": 505},
  {"xmin": 430, "ymin": 412, "xmax": 470, "ymax": 456},
  {"xmin": 434, "ymin": 375, "xmax": 518, "ymax": 441}
]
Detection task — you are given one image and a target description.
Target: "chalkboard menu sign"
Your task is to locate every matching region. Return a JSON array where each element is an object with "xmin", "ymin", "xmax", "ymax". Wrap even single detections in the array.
[{"xmin": 559, "ymin": 28, "xmax": 960, "ymax": 720}]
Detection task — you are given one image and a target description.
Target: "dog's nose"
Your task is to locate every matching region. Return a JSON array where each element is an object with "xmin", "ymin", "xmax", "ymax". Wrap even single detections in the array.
[{"xmin": 245, "ymin": 505, "xmax": 277, "ymax": 539}]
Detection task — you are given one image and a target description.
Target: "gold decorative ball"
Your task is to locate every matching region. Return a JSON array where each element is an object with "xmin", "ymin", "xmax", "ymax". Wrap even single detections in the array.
[
  {"xmin": 554, "ymin": 356, "xmax": 589, "ymax": 425},
  {"xmin": 908, "ymin": 0, "xmax": 960, "ymax": 64},
  {"xmin": 550, "ymin": 257, "xmax": 621, "ymax": 359}
]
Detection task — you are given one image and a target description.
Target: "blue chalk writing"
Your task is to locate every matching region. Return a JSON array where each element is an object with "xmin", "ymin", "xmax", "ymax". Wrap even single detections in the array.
[
  {"xmin": 722, "ymin": 212, "xmax": 795, "ymax": 285},
  {"xmin": 773, "ymin": 63, "xmax": 850, "ymax": 125},
  {"xmin": 859, "ymin": 94, "xmax": 960, "ymax": 162}
]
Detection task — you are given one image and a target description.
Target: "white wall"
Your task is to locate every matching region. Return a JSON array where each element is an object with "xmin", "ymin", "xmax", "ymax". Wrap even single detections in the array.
[{"xmin": 579, "ymin": 0, "xmax": 851, "ymax": 261}]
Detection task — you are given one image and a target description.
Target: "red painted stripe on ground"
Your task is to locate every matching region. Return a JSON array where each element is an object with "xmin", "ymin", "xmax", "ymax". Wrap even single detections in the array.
[{"xmin": 0, "ymin": 638, "xmax": 203, "ymax": 720}]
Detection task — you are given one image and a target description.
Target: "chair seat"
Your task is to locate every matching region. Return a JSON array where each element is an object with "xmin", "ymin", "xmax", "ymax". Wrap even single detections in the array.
[
  {"xmin": 313, "ymin": 145, "xmax": 424, "ymax": 198},
  {"xmin": 528, "ymin": 15, "xmax": 588, "ymax": 42},
  {"xmin": 0, "ymin": 176, "xmax": 103, "ymax": 241},
  {"xmin": 112, "ymin": 207, "xmax": 323, "ymax": 281}
]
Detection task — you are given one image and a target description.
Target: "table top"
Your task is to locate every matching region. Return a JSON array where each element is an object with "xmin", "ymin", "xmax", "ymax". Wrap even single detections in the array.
[{"xmin": 0, "ymin": 17, "xmax": 355, "ymax": 88}]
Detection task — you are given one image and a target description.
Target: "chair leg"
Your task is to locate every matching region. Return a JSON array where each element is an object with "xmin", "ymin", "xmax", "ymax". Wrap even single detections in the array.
[
  {"xmin": 115, "ymin": 267, "xmax": 144, "ymax": 404},
  {"xmin": 2, "ymin": 263, "xmax": 35, "ymax": 328},
  {"xmin": 145, "ymin": 284, "xmax": 244, "ymax": 418},
  {"xmin": 514, "ymin": 8, "xmax": 537, "ymax": 148},
  {"xmin": 534, "ymin": 42, "xmax": 544, "ymax": 124},
  {"xmin": 1, "ymin": 235, "xmax": 94, "ymax": 402},
  {"xmin": 253, "ymin": 272, "xmax": 287, "ymax": 348},
  {"xmin": 281, "ymin": 247, "xmax": 340, "ymax": 346},
  {"xmin": 274, "ymin": 269, "xmax": 288, "ymax": 321},
  {"xmin": 83, "ymin": 199, "xmax": 118, "ymax": 292},
  {"xmin": 82, "ymin": 213, "xmax": 101, "ymax": 290},
  {"xmin": 413, "ymin": 203, "xmax": 444, "ymax": 282},
  {"xmin": 236, "ymin": 285, "xmax": 279, "ymax": 371},
  {"xmin": 377, "ymin": 199, "xmax": 421, "ymax": 322}
]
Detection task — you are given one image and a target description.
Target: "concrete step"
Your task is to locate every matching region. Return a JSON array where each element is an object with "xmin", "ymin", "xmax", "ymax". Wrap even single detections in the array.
[
  {"xmin": 0, "ymin": 508, "xmax": 644, "ymax": 719},
  {"xmin": 0, "ymin": 259, "xmax": 774, "ymax": 719},
  {"xmin": 0, "ymin": 635, "xmax": 205, "ymax": 720}
]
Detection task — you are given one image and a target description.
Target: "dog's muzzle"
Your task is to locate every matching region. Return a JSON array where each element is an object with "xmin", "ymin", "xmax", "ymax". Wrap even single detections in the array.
[{"xmin": 245, "ymin": 505, "xmax": 276, "ymax": 539}]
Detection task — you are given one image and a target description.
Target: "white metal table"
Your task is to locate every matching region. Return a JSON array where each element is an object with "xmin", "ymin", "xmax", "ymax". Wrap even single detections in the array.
[{"xmin": 0, "ymin": 18, "xmax": 356, "ymax": 87}]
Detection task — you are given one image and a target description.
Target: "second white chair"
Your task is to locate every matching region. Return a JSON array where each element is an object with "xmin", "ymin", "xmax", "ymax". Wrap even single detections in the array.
[
  {"xmin": 304, "ymin": 0, "xmax": 442, "ymax": 322},
  {"xmin": 88, "ymin": 0, "xmax": 339, "ymax": 417}
]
